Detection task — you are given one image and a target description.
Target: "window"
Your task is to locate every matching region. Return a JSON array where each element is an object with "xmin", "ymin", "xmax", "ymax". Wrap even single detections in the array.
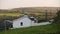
[{"xmin": 20, "ymin": 22, "xmax": 23, "ymax": 26}]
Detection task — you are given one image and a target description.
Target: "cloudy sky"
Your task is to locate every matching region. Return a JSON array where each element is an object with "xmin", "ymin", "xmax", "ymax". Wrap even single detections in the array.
[{"xmin": 0, "ymin": 0, "xmax": 60, "ymax": 9}]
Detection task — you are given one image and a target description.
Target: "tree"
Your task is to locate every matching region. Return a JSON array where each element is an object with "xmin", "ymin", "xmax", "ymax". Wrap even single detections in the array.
[{"xmin": 53, "ymin": 10, "xmax": 60, "ymax": 24}]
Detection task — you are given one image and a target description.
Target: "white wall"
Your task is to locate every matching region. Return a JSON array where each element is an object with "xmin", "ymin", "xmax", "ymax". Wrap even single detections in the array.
[
  {"xmin": 32, "ymin": 22, "xmax": 51, "ymax": 26},
  {"xmin": 13, "ymin": 17, "xmax": 32, "ymax": 28}
]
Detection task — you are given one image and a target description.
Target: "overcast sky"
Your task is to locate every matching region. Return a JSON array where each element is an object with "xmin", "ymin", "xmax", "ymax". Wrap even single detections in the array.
[{"xmin": 0, "ymin": 0, "xmax": 60, "ymax": 9}]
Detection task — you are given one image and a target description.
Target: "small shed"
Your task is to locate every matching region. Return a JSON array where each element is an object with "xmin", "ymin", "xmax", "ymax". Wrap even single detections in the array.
[{"xmin": 3, "ymin": 20, "xmax": 13, "ymax": 29}]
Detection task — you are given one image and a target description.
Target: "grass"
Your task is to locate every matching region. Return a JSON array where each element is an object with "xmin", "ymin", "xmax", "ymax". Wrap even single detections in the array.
[
  {"xmin": 0, "ymin": 13, "xmax": 23, "ymax": 17},
  {"xmin": 0, "ymin": 12, "xmax": 59, "ymax": 34},
  {"xmin": 0, "ymin": 24, "xmax": 59, "ymax": 34}
]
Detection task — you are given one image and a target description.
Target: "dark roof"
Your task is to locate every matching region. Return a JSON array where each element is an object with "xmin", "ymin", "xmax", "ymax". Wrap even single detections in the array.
[{"xmin": 29, "ymin": 18, "xmax": 35, "ymax": 21}]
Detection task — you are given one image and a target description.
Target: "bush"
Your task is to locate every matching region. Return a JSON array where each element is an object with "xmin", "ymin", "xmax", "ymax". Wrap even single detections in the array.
[{"xmin": 53, "ymin": 10, "xmax": 60, "ymax": 24}]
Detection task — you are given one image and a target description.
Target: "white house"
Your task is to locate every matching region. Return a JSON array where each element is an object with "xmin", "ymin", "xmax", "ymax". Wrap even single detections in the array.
[
  {"xmin": 4, "ymin": 14, "xmax": 51, "ymax": 29},
  {"xmin": 3, "ymin": 14, "xmax": 51, "ymax": 29},
  {"xmin": 12, "ymin": 15, "xmax": 37, "ymax": 28}
]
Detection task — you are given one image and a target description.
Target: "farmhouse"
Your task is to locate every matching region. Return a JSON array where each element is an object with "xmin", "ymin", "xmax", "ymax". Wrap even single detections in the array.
[
  {"xmin": 12, "ymin": 15, "xmax": 38, "ymax": 28},
  {"xmin": 2, "ymin": 14, "xmax": 51, "ymax": 29}
]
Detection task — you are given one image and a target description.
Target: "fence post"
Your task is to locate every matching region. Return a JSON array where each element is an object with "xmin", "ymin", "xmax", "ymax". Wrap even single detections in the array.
[{"xmin": 4, "ymin": 20, "xmax": 7, "ymax": 34}]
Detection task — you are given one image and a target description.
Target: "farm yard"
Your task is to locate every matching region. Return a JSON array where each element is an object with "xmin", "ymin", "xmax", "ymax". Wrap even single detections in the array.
[
  {"xmin": 0, "ymin": 7, "xmax": 60, "ymax": 34},
  {"xmin": 0, "ymin": 13, "xmax": 57, "ymax": 34},
  {"xmin": 0, "ymin": 0, "xmax": 60, "ymax": 33}
]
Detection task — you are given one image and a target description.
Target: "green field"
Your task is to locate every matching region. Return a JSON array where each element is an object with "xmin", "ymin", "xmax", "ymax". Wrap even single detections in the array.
[
  {"xmin": 0, "ymin": 13, "xmax": 24, "ymax": 22},
  {"xmin": 0, "ymin": 13, "xmax": 23, "ymax": 17},
  {"xmin": 0, "ymin": 24, "xmax": 59, "ymax": 34}
]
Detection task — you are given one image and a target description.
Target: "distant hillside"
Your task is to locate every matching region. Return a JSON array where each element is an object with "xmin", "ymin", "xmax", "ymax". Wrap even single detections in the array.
[
  {"xmin": 0, "ymin": 7, "xmax": 60, "ymax": 13},
  {"xmin": 11, "ymin": 7, "xmax": 60, "ymax": 19},
  {"xmin": 12, "ymin": 7, "xmax": 60, "ymax": 13}
]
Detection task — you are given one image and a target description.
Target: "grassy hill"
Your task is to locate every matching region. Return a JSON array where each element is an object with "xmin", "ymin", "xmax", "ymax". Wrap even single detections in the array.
[
  {"xmin": 0, "ymin": 7, "xmax": 60, "ymax": 19},
  {"xmin": 0, "ymin": 24, "xmax": 59, "ymax": 34}
]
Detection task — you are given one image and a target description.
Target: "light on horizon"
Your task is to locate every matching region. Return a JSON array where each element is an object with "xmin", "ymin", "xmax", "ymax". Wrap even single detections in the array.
[{"xmin": 0, "ymin": 0, "xmax": 60, "ymax": 9}]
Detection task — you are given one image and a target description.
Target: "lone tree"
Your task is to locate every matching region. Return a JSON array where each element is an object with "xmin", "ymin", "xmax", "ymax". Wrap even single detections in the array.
[{"xmin": 53, "ymin": 10, "xmax": 60, "ymax": 24}]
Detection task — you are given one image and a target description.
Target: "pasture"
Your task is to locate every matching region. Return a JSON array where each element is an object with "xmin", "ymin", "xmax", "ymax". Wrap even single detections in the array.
[
  {"xmin": 0, "ymin": 24, "xmax": 59, "ymax": 34},
  {"xmin": 0, "ymin": 13, "xmax": 23, "ymax": 17}
]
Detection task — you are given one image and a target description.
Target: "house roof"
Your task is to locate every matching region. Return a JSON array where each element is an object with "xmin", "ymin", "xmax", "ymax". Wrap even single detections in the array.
[
  {"xmin": 12, "ymin": 15, "xmax": 36, "ymax": 21},
  {"xmin": 4, "ymin": 14, "xmax": 36, "ymax": 22},
  {"xmin": 13, "ymin": 15, "xmax": 31, "ymax": 21}
]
